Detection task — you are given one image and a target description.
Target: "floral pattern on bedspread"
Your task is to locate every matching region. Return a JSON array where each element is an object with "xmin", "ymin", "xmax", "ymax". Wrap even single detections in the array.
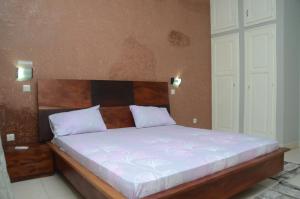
[{"xmin": 54, "ymin": 125, "xmax": 278, "ymax": 199}]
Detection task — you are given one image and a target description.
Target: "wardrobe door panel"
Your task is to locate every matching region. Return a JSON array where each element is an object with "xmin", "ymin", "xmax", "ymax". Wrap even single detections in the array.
[
  {"xmin": 244, "ymin": 25, "xmax": 276, "ymax": 138},
  {"xmin": 244, "ymin": 0, "xmax": 276, "ymax": 26},
  {"xmin": 211, "ymin": 0, "xmax": 239, "ymax": 34},
  {"xmin": 212, "ymin": 33, "xmax": 240, "ymax": 132}
]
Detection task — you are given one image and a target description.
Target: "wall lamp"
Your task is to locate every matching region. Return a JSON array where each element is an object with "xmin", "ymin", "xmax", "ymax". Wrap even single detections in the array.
[
  {"xmin": 16, "ymin": 61, "xmax": 33, "ymax": 81},
  {"xmin": 170, "ymin": 76, "xmax": 182, "ymax": 88}
]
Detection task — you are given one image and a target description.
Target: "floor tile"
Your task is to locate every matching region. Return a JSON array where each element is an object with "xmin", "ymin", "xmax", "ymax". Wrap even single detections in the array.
[
  {"xmin": 232, "ymin": 184, "xmax": 268, "ymax": 199},
  {"xmin": 258, "ymin": 178, "xmax": 277, "ymax": 188},
  {"xmin": 286, "ymin": 174, "xmax": 300, "ymax": 188},
  {"xmin": 285, "ymin": 148, "xmax": 300, "ymax": 164},
  {"xmin": 12, "ymin": 178, "xmax": 48, "ymax": 199},
  {"xmin": 40, "ymin": 174, "xmax": 80, "ymax": 198}
]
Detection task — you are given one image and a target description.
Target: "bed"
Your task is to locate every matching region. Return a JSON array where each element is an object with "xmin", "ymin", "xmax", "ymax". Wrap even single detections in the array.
[{"xmin": 38, "ymin": 79, "xmax": 286, "ymax": 199}]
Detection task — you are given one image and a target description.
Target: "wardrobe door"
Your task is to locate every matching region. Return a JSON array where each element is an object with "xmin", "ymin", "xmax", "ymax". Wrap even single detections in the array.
[
  {"xmin": 210, "ymin": 0, "xmax": 239, "ymax": 34},
  {"xmin": 244, "ymin": 25, "xmax": 276, "ymax": 139},
  {"xmin": 244, "ymin": 0, "xmax": 276, "ymax": 26},
  {"xmin": 212, "ymin": 33, "xmax": 240, "ymax": 132}
]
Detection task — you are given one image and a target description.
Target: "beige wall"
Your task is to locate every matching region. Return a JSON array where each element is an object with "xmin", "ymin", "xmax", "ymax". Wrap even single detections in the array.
[{"xmin": 0, "ymin": 0, "xmax": 211, "ymax": 146}]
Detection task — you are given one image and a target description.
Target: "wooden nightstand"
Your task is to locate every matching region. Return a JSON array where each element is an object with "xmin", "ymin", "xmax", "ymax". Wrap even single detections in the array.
[{"xmin": 4, "ymin": 144, "xmax": 54, "ymax": 182}]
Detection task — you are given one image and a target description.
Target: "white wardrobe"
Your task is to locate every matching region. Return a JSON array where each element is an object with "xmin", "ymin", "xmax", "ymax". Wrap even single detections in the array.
[
  {"xmin": 211, "ymin": 0, "xmax": 300, "ymax": 146},
  {"xmin": 212, "ymin": 33, "xmax": 240, "ymax": 133}
]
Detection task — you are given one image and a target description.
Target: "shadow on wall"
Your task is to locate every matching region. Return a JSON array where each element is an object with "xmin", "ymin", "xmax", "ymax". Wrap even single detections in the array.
[
  {"xmin": 109, "ymin": 37, "xmax": 157, "ymax": 81},
  {"xmin": 168, "ymin": 30, "xmax": 191, "ymax": 47}
]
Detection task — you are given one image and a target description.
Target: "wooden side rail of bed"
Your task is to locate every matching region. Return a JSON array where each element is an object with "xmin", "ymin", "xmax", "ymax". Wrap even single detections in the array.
[{"xmin": 49, "ymin": 142, "xmax": 287, "ymax": 199}]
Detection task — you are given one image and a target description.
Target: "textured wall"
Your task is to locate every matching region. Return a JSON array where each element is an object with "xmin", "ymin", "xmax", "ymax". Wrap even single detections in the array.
[{"xmin": 0, "ymin": 0, "xmax": 211, "ymax": 146}]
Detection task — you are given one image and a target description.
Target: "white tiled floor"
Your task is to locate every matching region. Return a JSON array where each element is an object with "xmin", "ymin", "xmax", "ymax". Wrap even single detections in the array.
[
  {"xmin": 12, "ymin": 175, "xmax": 82, "ymax": 199},
  {"xmin": 11, "ymin": 148, "xmax": 300, "ymax": 199},
  {"xmin": 233, "ymin": 148, "xmax": 300, "ymax": 199},
  {"xmin": 284, "ymin": 148, "xmax": 300, "ymax": 164}
]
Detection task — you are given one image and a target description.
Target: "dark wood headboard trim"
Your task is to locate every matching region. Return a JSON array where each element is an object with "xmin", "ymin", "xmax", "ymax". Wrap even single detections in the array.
[{"xmin": 38, "ymin": 79, "xmax": 170, "ymax": 142}]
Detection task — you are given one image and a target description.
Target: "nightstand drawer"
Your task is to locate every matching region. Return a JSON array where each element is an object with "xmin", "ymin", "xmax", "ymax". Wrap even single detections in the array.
[{"xmin": 5, "ymin": 144, "xmax": 54, "ymax": 182}]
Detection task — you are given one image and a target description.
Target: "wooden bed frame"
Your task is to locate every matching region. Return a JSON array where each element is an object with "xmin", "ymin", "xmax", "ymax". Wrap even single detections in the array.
[{"xmin": 38, "ymin": 79, "xmax": 287, "ymax": 199}]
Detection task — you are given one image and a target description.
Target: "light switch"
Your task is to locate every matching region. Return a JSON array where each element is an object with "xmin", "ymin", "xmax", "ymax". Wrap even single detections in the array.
[
  {"xmin": 170, "ymin": 89, "xmax": 176, "ymax": 95},
  {"xmin": 23, "ymin": 84, "xmax": 31, "ymax": 92}
]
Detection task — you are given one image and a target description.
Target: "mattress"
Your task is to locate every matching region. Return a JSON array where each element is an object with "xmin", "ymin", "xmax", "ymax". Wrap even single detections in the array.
[{"xmin": 53, "ymin": 125, "xmax": 279, "ymax": 199}]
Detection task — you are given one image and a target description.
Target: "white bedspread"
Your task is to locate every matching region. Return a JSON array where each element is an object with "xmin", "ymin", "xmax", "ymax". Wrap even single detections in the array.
[{"xmin": 53, "ymin": 125, "xmax": 278, "ymax": 199}]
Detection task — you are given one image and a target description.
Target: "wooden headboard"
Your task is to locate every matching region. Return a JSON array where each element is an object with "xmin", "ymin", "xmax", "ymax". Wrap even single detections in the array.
[{"xmin": 38, "ymin": 79, "xmax": 170, "ymax": 142}]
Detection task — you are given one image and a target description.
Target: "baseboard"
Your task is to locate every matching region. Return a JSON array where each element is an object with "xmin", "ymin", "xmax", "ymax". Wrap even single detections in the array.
[{"xmin": 281, "ymin": 142, "xmax": 299, "ymax": 149}]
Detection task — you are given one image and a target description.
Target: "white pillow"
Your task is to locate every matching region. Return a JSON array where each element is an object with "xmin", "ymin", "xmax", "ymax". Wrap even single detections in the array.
[
  {"xmin": 49, "ymin": 105, "xmax": 107, "ymax": 137},
  {"xmin": 129, "ymin": 105, "xmax": 176, "ymax": 128}
]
